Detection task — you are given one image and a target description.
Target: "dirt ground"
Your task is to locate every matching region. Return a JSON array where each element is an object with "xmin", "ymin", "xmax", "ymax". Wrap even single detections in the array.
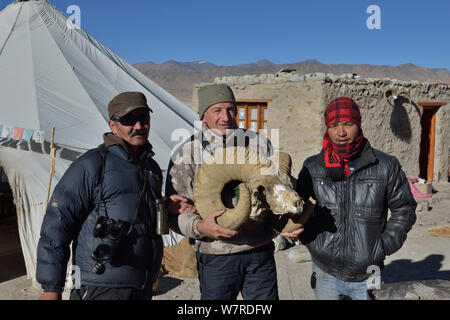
[{"xmin": 0, "ymin": 183, "xmax": 449, "ymax": 300}]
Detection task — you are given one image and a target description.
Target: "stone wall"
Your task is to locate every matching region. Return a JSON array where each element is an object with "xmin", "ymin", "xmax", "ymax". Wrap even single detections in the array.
[{"xmin": 193, "ymin": 72, "xmax": 450, "ymax": 181}]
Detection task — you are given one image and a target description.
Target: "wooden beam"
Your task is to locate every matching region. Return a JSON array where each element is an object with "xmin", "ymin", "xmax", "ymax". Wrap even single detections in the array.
[
  {"xmin": 418, "ymin": 102, "xmax": 447, "ymax": 107},
  {"xmin": 237, "ymin": 99, "xmax": 272, "ymax": 103},
  {"xmin": 428, "ymin": 112, "xmax": 436, "ymax": 181}
]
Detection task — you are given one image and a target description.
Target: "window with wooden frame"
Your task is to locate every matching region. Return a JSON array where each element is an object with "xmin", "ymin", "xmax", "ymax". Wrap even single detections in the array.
[{"xmin": 236, "ymin": 100, "xmax": 270, "ymax": 133}]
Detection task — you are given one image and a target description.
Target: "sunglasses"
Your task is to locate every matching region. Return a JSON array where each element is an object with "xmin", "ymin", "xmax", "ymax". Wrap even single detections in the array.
[{"xmin": 114, "ymin": 114, "xmax": 150, "ymax": 126}]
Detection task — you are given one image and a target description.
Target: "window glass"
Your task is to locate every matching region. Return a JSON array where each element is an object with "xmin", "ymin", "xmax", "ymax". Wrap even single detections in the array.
[
  {"xmin": 239, "ymin": 108, "xmax": 246, "ymax": 120},
  {"xmin": 250, "ymin": 108, "xmax": 258, "ymax": 121}
]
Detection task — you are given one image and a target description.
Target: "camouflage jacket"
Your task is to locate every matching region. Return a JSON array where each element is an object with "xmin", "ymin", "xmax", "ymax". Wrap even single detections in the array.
[{"xmin": 166, "ymin": 123, "xmax": 275, "ymax": 254}]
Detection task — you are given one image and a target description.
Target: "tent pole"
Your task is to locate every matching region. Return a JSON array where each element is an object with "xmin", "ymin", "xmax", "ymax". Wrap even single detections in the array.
[{"xmin": 45, "ymin": 127, "xmax": 56, "ymax": 212}]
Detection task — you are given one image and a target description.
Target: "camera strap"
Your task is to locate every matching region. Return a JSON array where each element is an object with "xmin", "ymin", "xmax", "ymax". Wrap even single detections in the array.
[
  {"xmin": 95, "ymin": 144, "xmax": 109, "ymax": 221},
  {"xmin": 127, "ymin": 166, "xmax": 148, "ymax": 235},
  {"xmin": 95, "ymin": 144, "xmax": 152, "ymax": 235}
]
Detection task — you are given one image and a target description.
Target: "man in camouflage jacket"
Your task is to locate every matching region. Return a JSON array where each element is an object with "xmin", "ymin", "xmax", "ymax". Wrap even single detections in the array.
[{"xmin": 166, "ymin": 84, "xmax": 283, "ymax": 300}]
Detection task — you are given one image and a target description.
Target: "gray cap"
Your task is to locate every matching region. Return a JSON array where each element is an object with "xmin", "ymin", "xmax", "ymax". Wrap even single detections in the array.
[
  {"xmin": 108, "ymin": 92, "xmax": 153, "ymax": 119},
  {"xmin": 198, "ymin": 84, "xmax": 236, "ymax": 119}
]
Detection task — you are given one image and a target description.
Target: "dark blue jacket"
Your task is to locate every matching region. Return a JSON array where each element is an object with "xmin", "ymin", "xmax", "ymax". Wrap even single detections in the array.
[{"xmin": 36, "ymin": 136, "xmax": 163, "ymax": 293}]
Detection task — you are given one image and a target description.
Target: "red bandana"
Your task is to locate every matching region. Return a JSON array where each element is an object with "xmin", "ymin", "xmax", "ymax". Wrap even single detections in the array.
[{"xmin": 323, "ymin": 132, "xmax": 365, "ymax": 178}]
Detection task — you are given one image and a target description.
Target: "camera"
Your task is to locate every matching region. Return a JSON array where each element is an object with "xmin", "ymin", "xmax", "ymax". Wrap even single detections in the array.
[{"xmin": 91, "ymin": 216, "xmax": 131, "ymax": 274}]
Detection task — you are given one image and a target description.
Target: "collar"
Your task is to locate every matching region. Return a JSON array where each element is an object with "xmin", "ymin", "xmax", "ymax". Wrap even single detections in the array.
[
  {"xmin": 353, "ymin": 139, "xmax": 377, "ymax": 171},
  {"xmin": 103, "ymin": 133, "xmax": 154, "ymax": 161},
  {"xmin": 319, "ymin": 139, "xmax": 377, "ymax": 173},
  {"xmin": 200, "ymin": 122, "xmax": 249, "ymax": 148}
]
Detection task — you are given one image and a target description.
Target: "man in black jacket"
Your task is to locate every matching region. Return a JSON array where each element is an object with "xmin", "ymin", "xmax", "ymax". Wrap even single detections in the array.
[
  {"xmin": 295, "ymin": 97, "xmax": 417, "ymax": 300},
  {"xmin": 36, "ymin": 92, "xmax": 192, "ymax": 300}
]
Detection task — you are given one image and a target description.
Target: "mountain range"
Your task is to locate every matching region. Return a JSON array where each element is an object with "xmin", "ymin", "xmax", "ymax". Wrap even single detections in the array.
[{"xmin": 133, "ymin": 59, "xmax": 450, "ymax": 107}]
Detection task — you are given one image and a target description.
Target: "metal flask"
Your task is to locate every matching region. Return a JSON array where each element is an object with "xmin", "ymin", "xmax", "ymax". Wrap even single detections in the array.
[{"xmin": 155, "ymin": 199, "xmax": 169, "ymax": 235}]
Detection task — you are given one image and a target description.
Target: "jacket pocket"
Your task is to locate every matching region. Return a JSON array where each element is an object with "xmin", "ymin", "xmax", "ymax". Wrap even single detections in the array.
[
  {"xmin": 371, "ymin": 236, "xmax": 385, "ymax": 266},
  {"xmin": 354, "ymin": 177, "xmax": 386, "ymax": 211},
  {"xmin": 353, "ymin": 206, "xmax": 384, "ymax": 223},
  {"xmin": 351, "ymin": 210, "xmax": 384, "ymax": 274}
]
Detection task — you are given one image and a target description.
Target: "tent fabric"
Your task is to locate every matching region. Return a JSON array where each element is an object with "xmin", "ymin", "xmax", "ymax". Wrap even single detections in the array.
[{"xmin": 0, "ymin": 0, "xmax": 197, "ymax": 284}]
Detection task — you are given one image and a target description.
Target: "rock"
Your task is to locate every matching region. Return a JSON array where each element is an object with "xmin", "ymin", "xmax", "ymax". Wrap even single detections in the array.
[
  {"xmin": 325, "ymin": 73, "xmax": 337, "ymax": 82},
  {"xmin": 273, "ymin": 234, "xmax": 296, "ymax": 252},
  {"xmin": 305, "ymin": 76, "xmax": 325, "ymax": 82},
  {"xmin": 287, "ymin": 248, "xmax": 312, "ymax": 263},
  {"xmin": 370, "ymin": 280, "xmax": 450, "ymax": 300},
  {"xmin": 428, "ymin": 225, "xmax": 450, "ymax": 237},
  {"xmin": 304, "ymin": 72, "xmax": 325, "ymax": 80},
  {"xmin": 288, "ymin": 74, "xmax": 305, "ymax": 82}
]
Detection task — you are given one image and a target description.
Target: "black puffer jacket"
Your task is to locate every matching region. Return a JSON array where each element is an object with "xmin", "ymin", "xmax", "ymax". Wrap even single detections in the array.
[
  {"xmin": 36, "ymin": 135, "xmax": 163, "ymax": 293},
  {"xmin": 296, "ymin": 141, "xmax": 417, "ymax": 281}
]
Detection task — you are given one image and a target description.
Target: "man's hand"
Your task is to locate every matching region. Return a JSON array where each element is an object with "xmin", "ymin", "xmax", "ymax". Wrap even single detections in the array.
[
  {"xmin": 196, "ymin": 209, "xmax": 238, "ymax": 240},
  {"xmin": 39, "ymin": 292, "xmax": 62, "ymax": 300},
  {"xmin": 165, "ymin": 194, "xmax": 196, "ymax": 215},
  {"xmin": 280, "ymin": 227, "xmax": 304, "ymax": 239}
]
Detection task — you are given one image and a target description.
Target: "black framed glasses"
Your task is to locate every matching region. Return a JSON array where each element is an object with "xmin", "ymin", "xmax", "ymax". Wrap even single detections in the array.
[{"xmin": 113, "ymin": 114, "xmax": 150, "ymax": 126}]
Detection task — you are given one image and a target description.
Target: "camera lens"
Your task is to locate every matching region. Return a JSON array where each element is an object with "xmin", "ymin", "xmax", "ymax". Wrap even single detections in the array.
[
  {"xmin": 91, "ymin": 243, "xmax": 113, "ymax": 261},
  {"xmin": 93, "ymin": 216, "xmax": 108, "ymax": 238}
]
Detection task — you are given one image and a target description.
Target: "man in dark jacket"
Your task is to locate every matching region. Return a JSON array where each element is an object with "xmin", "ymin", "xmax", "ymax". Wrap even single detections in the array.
[
  {"xmin": 295, "ymin": 97, "xmax": 417, "ymax": 300},
  {"xmin": 36, "ymin": 92, "xmax": 192, "ymax": 300}
]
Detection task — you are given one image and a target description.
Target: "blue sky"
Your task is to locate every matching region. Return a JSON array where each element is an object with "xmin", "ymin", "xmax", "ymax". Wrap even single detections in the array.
[{"xmin": 3, "ymin": 0, "xmax": 450, "ymax": 69}]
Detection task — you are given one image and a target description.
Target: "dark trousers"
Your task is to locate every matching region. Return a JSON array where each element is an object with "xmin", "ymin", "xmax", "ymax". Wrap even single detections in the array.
[
  {"xmin": 196, "ymin": 242, "xmax": 279, "ymax": 300},
  {"xmin": 70, "ymin": 285, "xmax": 153, "ymax": 300}
]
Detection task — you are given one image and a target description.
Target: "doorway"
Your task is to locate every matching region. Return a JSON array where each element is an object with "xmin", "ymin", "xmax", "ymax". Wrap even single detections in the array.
[
  {"xmin": 418, "ymin": 103, "xmax": 444, "ymax": 181},
  {"xmin": 0, "ymin": 166, "xmax": 26, "ymax": 283}
]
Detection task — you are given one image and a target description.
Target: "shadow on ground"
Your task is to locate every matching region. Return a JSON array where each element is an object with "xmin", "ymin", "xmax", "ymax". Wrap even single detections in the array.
[
  {"xmin": 382, "ymin": 254, "xmax": 450, "ymax": 283},
  {"xmin": 153, "ymin": 276, "xmax": 184, "ymax": 296}
]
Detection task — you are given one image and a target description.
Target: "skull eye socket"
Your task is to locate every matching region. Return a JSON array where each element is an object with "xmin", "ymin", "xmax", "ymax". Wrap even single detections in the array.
[
  {"xmin": 256, "ymin": 186, "xmax": 266, "ymax": 196},
  {"xmin": 221, "ymin": 180, "xmax": 243, "ymax": 209}
]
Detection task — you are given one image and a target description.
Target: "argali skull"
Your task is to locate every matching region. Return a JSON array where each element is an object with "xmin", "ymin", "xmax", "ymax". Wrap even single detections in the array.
[{"xmin": 193, "ymin": 147, "xmax": 315, "ymax": 233}]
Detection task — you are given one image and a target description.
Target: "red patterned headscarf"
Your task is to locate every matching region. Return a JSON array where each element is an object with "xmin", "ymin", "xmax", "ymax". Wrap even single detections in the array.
[{"xmin": 323, "ymin": 97, "xmax": 366, "ymax": 178}]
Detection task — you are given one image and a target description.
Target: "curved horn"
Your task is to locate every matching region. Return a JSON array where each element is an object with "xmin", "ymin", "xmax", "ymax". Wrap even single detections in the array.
[
  {"xmin": 277, "ymin": 152, "xmax": 292, "ymax": 177},
  {"xmin": 194, "ymin": 147, "xmax": 272, "ymax": 230},
  {"xmin": 384, "ymin": 88, "xmax": 397, "ymax": 100},
  {"xmin": 397, "ymin": 90, "xmax": 412, "ymax": 103}
]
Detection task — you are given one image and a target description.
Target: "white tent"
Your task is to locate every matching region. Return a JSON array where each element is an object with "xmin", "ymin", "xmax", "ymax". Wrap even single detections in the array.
[{"xmin": 0, "ymin": 0, "xmax": 198, "ymax": 284}]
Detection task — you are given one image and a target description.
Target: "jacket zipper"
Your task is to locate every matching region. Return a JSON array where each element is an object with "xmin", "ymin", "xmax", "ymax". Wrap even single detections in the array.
[
  {"xmin": 338, "ymin": 175, "xmax": 353, "ymax": 278},
  {"xmin": 337, "ymin": 162, "xmax": 376, "ymax": 278},
  {"xmin": 338, "ymin": 179, "xmax": 346, "ymax": 278}
]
